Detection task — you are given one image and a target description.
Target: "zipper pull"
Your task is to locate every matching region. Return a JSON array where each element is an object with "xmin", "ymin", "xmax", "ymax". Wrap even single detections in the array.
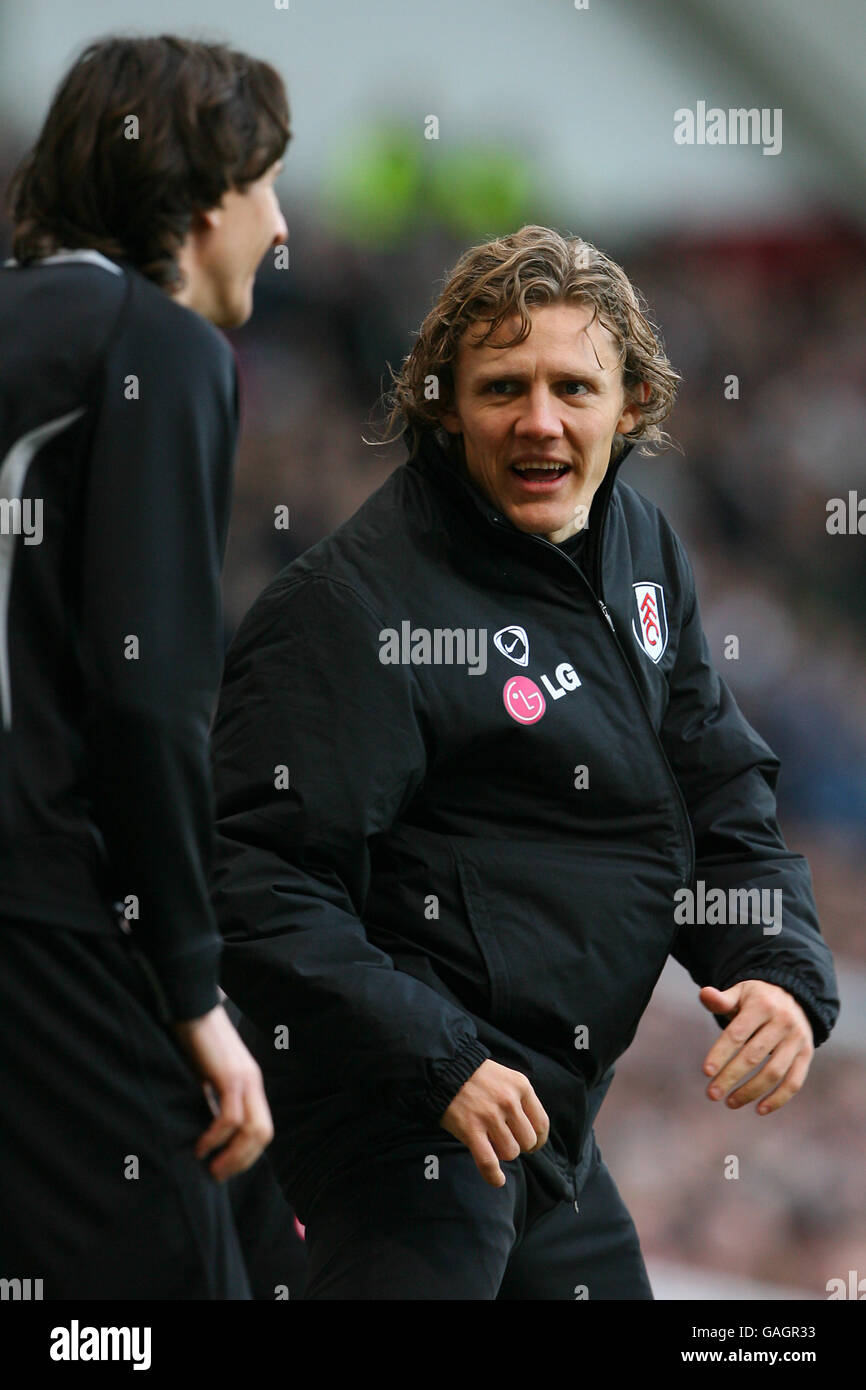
[{"xmin": 598, "ymin": 600, "xmax": 615, "ymax": 632}]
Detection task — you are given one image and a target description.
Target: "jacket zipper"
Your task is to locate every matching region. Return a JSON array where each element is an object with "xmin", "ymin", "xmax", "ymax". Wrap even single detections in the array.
[
  {"xmin": 512, "ymin": 524, "xmax": 697, "ymax": 1208},
  {"xmin": 422, "ymin": 444, "xmax": 696, "ymax": 1204},
  {"xmin": 520, "ymin": 524, "xmax": 696, "ymax": 890}
]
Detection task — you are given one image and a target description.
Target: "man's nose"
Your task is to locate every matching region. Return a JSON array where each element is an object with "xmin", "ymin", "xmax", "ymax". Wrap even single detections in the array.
[
  {"xmin": 272, "ymin": 203, "xmax": 289, "ymax": 247},
  {"xmin": 515, "ymin": 388, "xmax": 563, "ymax": 437}
]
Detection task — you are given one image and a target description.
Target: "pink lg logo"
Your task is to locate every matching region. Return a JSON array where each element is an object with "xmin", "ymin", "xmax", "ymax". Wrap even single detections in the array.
[{"xmin": 503, "ymin": 676, "xmax": 546, "ymax": 725}]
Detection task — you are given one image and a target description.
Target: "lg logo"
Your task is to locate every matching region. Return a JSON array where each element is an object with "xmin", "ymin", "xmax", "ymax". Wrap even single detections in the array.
[
  {"xmin": 503, "ymin": 663, "xmax": 581, "ymax": 725},
  {"xmin": 540, "ymin": 662, "xmax": 581, "ymax": 701},
  {"xmin": 503, "ymin": 676, "xmax": 545, "ymax": 724}
]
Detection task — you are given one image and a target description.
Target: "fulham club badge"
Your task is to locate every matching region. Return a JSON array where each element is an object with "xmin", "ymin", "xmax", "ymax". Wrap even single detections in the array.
[{"xmin": 632, "ymin": 582, "xmax": 668, "ymax": 663}]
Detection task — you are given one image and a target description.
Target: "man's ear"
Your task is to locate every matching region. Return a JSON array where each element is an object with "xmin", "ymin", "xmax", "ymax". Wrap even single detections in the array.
[
  {"xmin": 439, "ymin": 407, "xmax": 462, "ymax": 434},
  {"xmin": 616, "ymin": 380, "xmax": 650, "ymax": 437},
  {"xmin": 190, "ymin": 206, "xmax": 222, "ymax": 234}
]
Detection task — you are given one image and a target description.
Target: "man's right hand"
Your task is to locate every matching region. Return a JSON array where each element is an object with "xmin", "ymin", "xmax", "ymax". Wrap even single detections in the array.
[
  {"xmin": 171, "ymin": 1003, "xmax": 274, "ymax": 1183},
  {"xmin": 440, "ymin": 1059, "xmax": 550, "ymax": 1188}
]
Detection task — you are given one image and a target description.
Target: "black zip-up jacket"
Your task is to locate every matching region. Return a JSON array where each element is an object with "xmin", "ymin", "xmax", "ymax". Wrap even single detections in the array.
[
  {"xmin": 211, "ymin": 427, "xmax": 839, "ymax": 1216},
  {"xmin": 0, "ymin": 252, "xmax": 238, "ymax": 1020}
]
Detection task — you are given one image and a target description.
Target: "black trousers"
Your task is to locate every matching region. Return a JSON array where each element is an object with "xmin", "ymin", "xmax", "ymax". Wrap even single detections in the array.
[
  {"xmin": 0, "ymin": 919, "xmax": 251, "ymax": 1300},
  {"xmin": 300, "ymin": 1130, "xmax": 653, "ymax": 1300},
  {"xmin": 227, "ymin": 1151, "xmax": 308, "ymax": 1299}
]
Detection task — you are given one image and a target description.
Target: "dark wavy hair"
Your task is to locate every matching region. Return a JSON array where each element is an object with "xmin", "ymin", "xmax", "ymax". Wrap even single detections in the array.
[{"xmin": 7, "ymin": 34, "xmax": 290, "ymax": 289}]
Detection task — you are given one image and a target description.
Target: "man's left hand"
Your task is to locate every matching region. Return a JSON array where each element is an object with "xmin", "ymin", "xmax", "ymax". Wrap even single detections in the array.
[{"xmin": 699, "ymin": 981, "xmax": 814, "ymax": 1115}]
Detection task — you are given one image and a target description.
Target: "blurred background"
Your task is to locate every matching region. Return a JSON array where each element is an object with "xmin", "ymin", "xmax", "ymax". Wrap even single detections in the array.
[{"xmin": 2, "ymin": 0, "xmax": 864, "ymax": 1300}]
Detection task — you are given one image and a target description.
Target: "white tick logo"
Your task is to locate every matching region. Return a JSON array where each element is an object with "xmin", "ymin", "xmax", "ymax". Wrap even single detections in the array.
[{"xmin": 494, "ymin": 625, "xmax": 529, "ymax": 666}]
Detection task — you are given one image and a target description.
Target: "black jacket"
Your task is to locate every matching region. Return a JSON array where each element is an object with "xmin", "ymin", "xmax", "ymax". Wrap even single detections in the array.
[
  {"xmin": 0, "ymin": 252, "xmax": 238, "ymax": 1020},
  {"xmin": 211, "ymin": 427, "xmax": 839, "ymax": 1217}
]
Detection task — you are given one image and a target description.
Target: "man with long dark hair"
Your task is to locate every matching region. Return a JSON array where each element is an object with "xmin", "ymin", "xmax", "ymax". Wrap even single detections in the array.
[{"xmin": 0, "ymin": 34, "xmax": 290, "ymax": 1298}]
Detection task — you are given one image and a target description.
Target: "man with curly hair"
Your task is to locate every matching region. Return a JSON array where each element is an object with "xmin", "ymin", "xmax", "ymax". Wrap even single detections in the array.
[{"xmin": 211, "ymin": 226, "xmax": 838, "ymax": 1300}]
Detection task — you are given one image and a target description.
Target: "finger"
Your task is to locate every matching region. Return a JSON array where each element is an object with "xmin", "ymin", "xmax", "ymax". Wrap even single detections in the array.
[
  {"xmin": 210, "ymin": 1124, "xmax": 274, "ymax": 1182},
  {"xmin": 702, "ymin": 997, "xmax": 775, "ymax": 1080},
  {"xmin": 699, "ymin": 984, "xmax": 742, "ymax": 1015},
  {"xmin": 194, "ymin": 1080, "xmax": 244, "ymax": 1160},
  {"xmin": 503, "ymin": 1102, "xmax": 542, "ymax": 1155},
  {"xmin": 488, "ymin": 1116, "xmax": 524, "ymax": 1163},
  {"xmin": 521, "ymin": 1090, "xmax": 550, "ymax": 1151},
  {"xmin": 208, "ymin": 1081, "xmax": 273, "ymax": 1180},
  {"xmin": 202, "ymin": 1080, "xmax": 220, "ymax": 1118},
  {"xmin": 754, "ymin": 1049, "xmax": 813, "ymax": 1115},
  {"xmin": 208, "ymin": 1126, "xmax": 266, "ymax": 1181},
  {"xmin": 246, "ymin": 1078, "xmax": 275, "ymax": 1149},
  {"xmin": 468, "ymin": 1131, "xmax": 507, "ymax": 1188},
  {"xmin": 706, "ymin": 1020, "xmax": 789, "ymax": 1099},
  {"xmin": 723, "ymin": 1035, "xmax": 805, "ymax": 1109}
]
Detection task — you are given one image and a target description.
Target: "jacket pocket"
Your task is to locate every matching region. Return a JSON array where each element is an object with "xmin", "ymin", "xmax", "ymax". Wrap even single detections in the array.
[
  {"xmin": 365, "ymin": 823, "xmax": 496, "ymax": 1018},
  {"xmin": 446, "ymin": 833, "xmax": 682, "ymax": 1084},
  {"xmin": 451, "ymin": 842, "xmax": 512, "ymax": 1021}
]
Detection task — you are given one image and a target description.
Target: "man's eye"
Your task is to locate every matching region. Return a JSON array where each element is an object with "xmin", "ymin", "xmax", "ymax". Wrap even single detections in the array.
[
  {"xmin": 563, "ymin": 382, "xmax": 589, "ymax": 395},
  {"xmin": 487, "ymin": 380, "xmax": 515, "ymax": 395}
]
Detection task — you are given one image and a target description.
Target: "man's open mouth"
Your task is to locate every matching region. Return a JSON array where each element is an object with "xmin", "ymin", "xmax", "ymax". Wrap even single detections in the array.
[{"xmin": 510, "ymin": 462, "xmax": 571, "ymax": 483}]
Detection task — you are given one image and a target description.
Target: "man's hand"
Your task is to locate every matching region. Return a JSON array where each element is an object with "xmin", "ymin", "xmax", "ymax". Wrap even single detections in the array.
[
  {"xmin": 440, "ymin": 1059, "xmax": 550, "ymax": 1188},
  {"xmin": 699, "ymin": 981, "xmax": 814, "ymax": 1115},
  {"xmin": 171, "ymin": 1004, "xmax": 274, "ymax": 1182}
]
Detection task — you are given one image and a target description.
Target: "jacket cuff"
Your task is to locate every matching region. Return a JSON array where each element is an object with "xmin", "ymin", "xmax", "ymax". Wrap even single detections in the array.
[
  {"xmin": 422, "ymin": 1036, "xmax": 492, "ymax": 1123},
  {"xmin": 137, "ymin": 940, "xmax": 223, "ymax": 1023},
  {"xmin": 715, "ymin": 970, "xmax": 835, "ymax": 1048}
]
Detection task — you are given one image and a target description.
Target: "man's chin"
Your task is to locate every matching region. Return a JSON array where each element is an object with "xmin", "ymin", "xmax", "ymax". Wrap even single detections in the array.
[
  {"xmin": 224, "ymin": 303, "xmax": 252, "ymax": 330},
  {"xmin": 218, "ymin": 283, "xmax": 255, "ymax": 330},
  {"xmin": 505, "ymin": 503, "xmax": 576, "ymax": 540}
]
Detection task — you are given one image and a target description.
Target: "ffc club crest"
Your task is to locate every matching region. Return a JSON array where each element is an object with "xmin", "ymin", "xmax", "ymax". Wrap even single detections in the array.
[{"xmin": 631, "ymin": 583, "xmax": 668, "ymax": 663}]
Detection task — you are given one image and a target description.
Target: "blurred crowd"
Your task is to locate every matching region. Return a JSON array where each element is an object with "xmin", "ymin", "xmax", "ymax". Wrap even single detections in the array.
[{"xmin": 3, "ymin": 146, "xmax": 863, "ymax": 1294}]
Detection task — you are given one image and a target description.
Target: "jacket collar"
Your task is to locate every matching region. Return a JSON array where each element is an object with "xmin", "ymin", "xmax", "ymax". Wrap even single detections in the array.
[{"xmin": 406, "ymin": 427, "xmax": 635, "ymax": 575}]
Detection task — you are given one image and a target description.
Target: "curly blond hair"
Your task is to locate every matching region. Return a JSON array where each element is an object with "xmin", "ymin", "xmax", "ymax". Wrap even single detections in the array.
[{"xmin": 382, "ymin": 225, "xmax": 680, "ymax": 459}]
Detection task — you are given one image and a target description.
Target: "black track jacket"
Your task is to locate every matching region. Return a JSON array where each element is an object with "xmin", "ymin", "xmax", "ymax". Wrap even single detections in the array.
[
  {"xmin": 0, "ymin": 252, "xmax": 238, "ymax": 1020},
  {"xmin": 211, "ymin": 427, "xmax": 839, "ymax": 1215}
]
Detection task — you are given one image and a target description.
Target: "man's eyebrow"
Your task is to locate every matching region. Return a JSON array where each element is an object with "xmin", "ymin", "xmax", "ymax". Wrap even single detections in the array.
[{"xmin": 470, "ymin": 363, "xmax": 605, "ymax": 384}]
